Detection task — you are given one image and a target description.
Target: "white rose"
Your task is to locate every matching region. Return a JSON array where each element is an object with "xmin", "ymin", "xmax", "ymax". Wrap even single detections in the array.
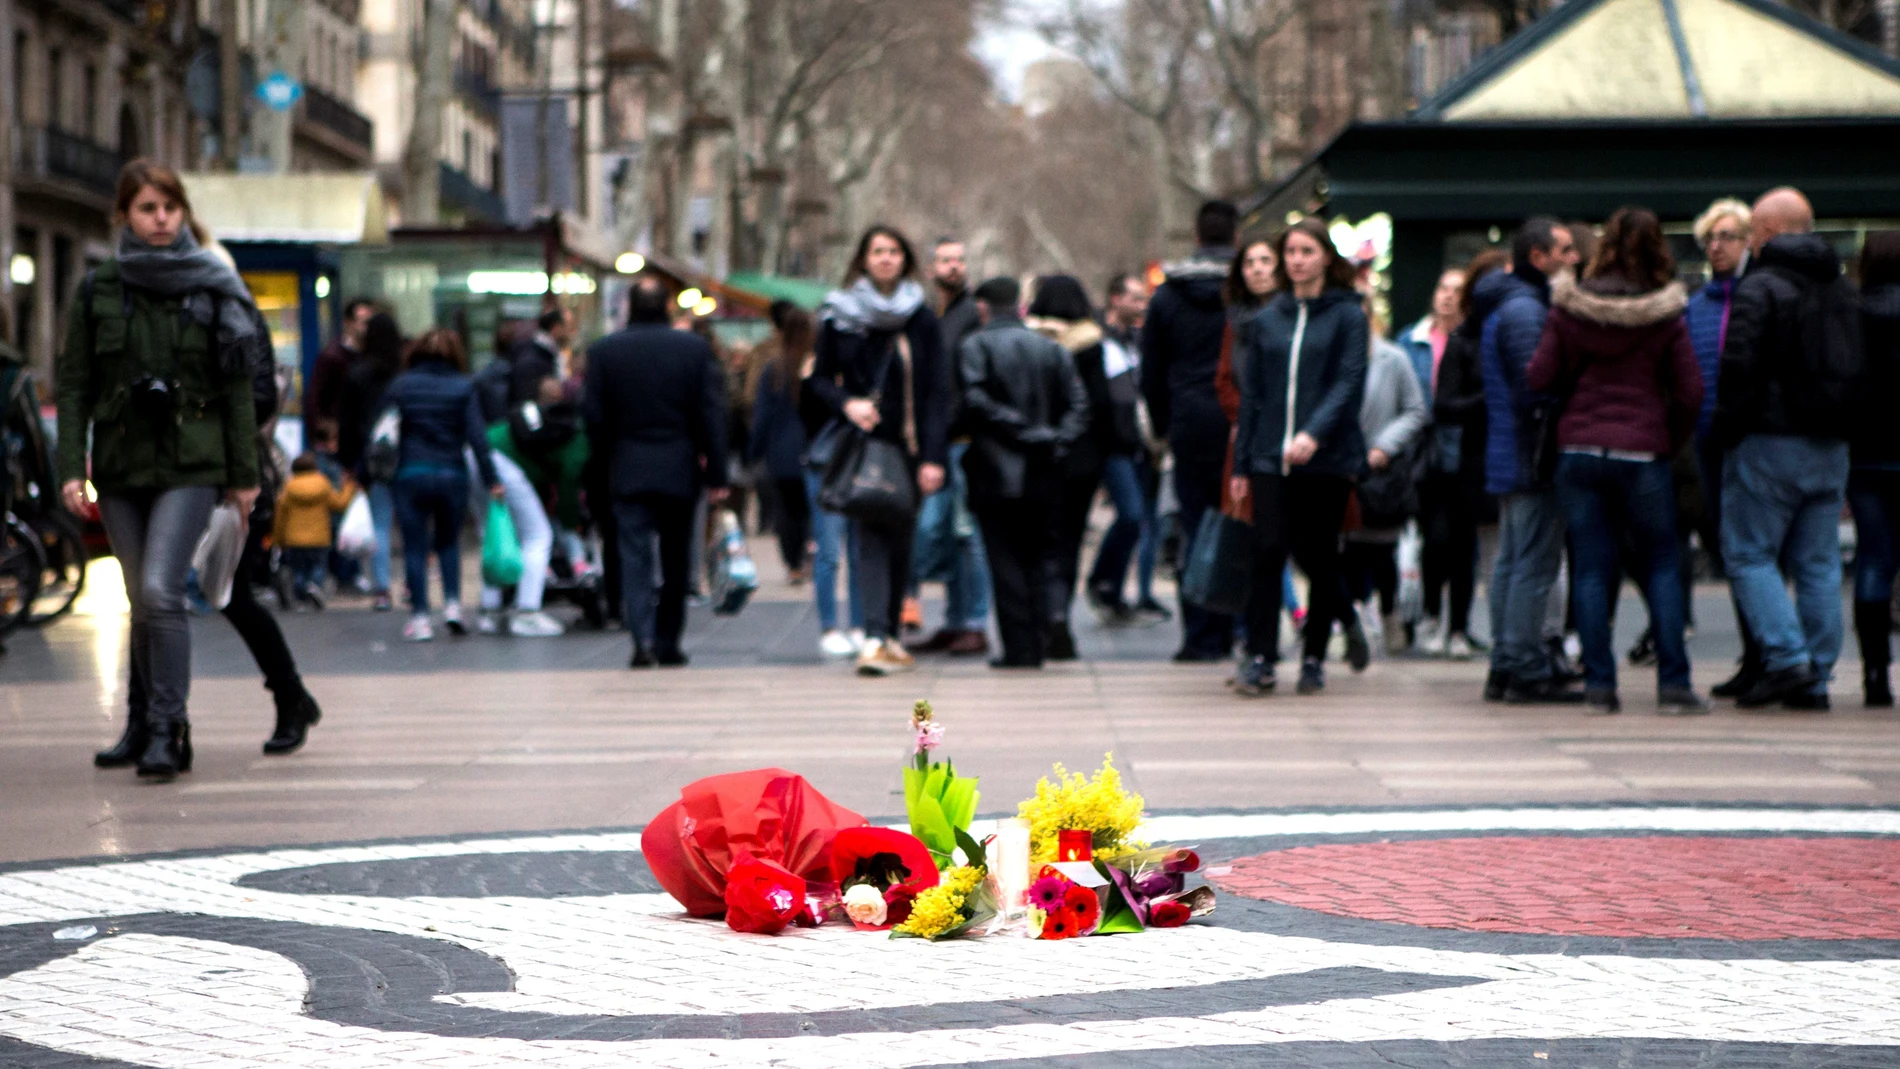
[{"xmin": 842, "ymin": 883, "xmax": 888, "ymax": 926}]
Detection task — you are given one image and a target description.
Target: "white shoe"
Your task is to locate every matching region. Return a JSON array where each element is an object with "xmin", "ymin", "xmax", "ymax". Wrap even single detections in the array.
[
  {"xmin": 403, "ymin": 614, "xmax": 435, "ymax": 642},
  {"xmin": 1447, "ymin": 632, "xmax": 1475, "ymax": 661},
  {"xmin": 1419, "ymin": 619, "xmax": 1447, "ymax": 657},
  {"xmin": 847, "ymin": 628, "xmax": 868, "ymax": 652},
  {"xmin": 509, "ymin": 610, "xmax": 566, "ymax": 637},
  {"xmin": 477, "ymin": 612, "xmax": 503, "ymax": 635},
  {"xmin": 443, "ymin": 603, "xmax": 467, "ymax": 636},
  {"xmin": 819, "ymin": 629, "xmax": 857, "ymax": 658}
]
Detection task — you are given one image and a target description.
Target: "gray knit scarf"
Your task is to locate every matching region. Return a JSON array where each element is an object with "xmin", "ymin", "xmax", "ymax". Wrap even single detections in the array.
[
  {"xmin": 819, "ymin": 277, "xmax": 926, "ymax": 335},
  {"xmin": 115, "ymin": 227, "xmax": 260, "ymax": 341}
]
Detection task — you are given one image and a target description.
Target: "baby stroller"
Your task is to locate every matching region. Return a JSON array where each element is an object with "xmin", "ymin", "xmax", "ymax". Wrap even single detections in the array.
[{"xmin": 542, "ymin": 537, "xmax": 607, "ymax": 630}]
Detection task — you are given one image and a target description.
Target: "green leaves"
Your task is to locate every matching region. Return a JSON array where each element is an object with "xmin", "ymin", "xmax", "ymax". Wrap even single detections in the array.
[{"xmin": 903, "ymin": 759, "xmax": 980, "ymax": 870}]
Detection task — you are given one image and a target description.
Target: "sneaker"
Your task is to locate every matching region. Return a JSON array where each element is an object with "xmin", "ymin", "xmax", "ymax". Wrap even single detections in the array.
[
  {"xmin": 1583, "ymin": 687, "xmax": 1621, "ymax": 715},
  {"xmin": 442, "ymin": 603, "xmax": 468, "ymax": 636},
  {"xmin": 820, "ymin": 629, "xmax": 858, "ymax": 659},
  {"xmin": 856, "ymin": 638, "xmax": 915, "ymax": 677},
  {"xmin": 477, "ymin": 612, "xmax": 503, "ymax": 635},
  {"xmin": 1088, "ymin": 585, "xmax": 1133, "ymax": 625},
  {"xmin": 1134, "ymin": 597, "xmax": 1173, "ymax": 624},
  {"xmin": 402, "ymin": 614, "xmax": 435, "ymax": 642},
  {"xmin": 1418, "ymin": 620, "xmax": 1446, "ymax": 657},
  {"xmin": 301, "ymin": 585, "xmax": 327, "ymax": 611},
  {"xmin": 353, "ymin": 574, "xmax": 375, "ymax": 595},
  {"xmin": 847, "ymin": 628, "xmax": 868, "ymax": 651},
  {"xmin": 900, "ymin": 597, "xmax": 924, "ymax": 634},
  {"xmin": 1446, "ymin": 633, "xmax": 1475, "ymax": 661},
  {"xmin": 1236, "ymin": 655, "xmax": 1276, "ymax": 698},
  {"xmin": 1657, "ymin": 686, "xmax": 1710, "ymax": 716},
  {"xmin": 1626, "ymin": 630, "xmax": 1658, "ymax": 667},
  {"xmin": 1344, "ymin": 616, "xmax": 1371, "ymax": 673},
  {"xmin": 509, "ymin": 610, "xmax": 566, "ymax": 637},
  {"xmin": 1736, "ymin": 663, "xmax": 1820, "ymax": 709},
  {"xmin": 372, "ymin": 593, "xmax": 394, "ymax": 612},
  {"xmin": 1504, "ymin": 676, "xmax": 1587, "ymax": 705},
  {"xmin": 1296, "ymin": 657, "xmax": 1325, "ymax": 694}
]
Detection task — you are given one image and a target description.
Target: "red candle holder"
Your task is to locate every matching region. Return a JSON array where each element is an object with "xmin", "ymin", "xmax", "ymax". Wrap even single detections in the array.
[{"xmin": 1058, "ymin": 829, "xmax": 1093, "ymax": 862}]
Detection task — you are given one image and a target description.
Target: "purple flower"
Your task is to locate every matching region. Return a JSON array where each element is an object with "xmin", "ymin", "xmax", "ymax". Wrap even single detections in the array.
[{"xmin": 914, "ymin": 722, "xmax": 945, "ymax": 754}]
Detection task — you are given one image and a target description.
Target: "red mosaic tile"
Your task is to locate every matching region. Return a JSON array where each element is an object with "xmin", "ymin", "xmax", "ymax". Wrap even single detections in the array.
[{"xmin": 1211, "ymin": 836, "xmax": 1900, "ymax": 940}]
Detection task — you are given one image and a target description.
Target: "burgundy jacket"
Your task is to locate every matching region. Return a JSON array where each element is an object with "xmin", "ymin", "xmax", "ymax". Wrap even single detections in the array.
[{"xmin": 1527, "ymin": 274, "xmax": 1703, "ymax": 456}]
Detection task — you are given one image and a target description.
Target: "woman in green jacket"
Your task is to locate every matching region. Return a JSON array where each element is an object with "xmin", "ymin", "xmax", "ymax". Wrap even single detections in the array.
[{"xmin": 55, "ymin": 159, "xmax": 262, "ymax": 779}]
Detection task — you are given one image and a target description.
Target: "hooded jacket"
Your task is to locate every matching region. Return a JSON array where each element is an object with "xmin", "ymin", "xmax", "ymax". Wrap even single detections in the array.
[
  {"xmin": 1526, "ymin": 274, "xmax": 1702, "ymax": 457},
  {"xmin": 1854, "ymin": 283, "xmax": 1900, "ymax": 468},
  {"xmin": 957, "ymin": 313, "xmax": 1090, "ymax": 500},
  {"xmin": 272, "ymin": 469, "xmax": 356, "ymax": 549},
  {"xmin": 1714, "ymin": 233, "xmax": 1862, "ymax": 445},
  {"xmin": 1139, "ymin": 248, "xmax": 1233, "ymax": 466},
  {"xmin": 1476, "ymin": 269, "xmax": 1553, "ymax": 495},
  {"xmin": 1233, "ymin": 286, "xmax": 1369, "ymax": 480}
]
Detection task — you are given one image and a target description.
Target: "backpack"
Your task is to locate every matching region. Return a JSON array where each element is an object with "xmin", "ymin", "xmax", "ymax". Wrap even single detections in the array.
[
  {"xmin": 363, "ymin": 406, "xmax": 401, "ymax": 483},
  {"xmin": 1782, "ymin": 271, "xmax": 1864, "ymax": 431}
]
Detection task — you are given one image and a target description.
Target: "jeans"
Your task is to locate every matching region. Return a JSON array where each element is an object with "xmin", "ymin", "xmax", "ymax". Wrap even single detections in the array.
[
  {"xmin": 99, "ymin": 486, "xmax": 220, "ymax": 728},
  {"xmin": 1173, "ymin": 449, "xmax": 1234, "ymax": 656},
  {"xmin": 1722, "ymin": 434, "xmax": 1848, "ymax": 692},
  {"xmin": 915, "ymin": 442, "xmax": 989, "ymax": 630},
  {"xmin": 1489, "ymin": 490, "xmax": 1566, "ymax": 681},
  {"xmin": 1848, "ymin": 468, "xmax": 1900, "ymax": 670},
  {"xmin": 613, "ymin": 492, "xmax": 694, "ymax": 653},
  {"xmin": 804, "ymin": 469, "xmax": 864, "ymax": 633},
  {"xmin": 1555, "ymin": 453, "xmax": 1690, "ymax": 691},
  {"xmin": 367, "ymin": 481, "xmax": 395, "ymax": 593},
  {"xmin": 392, "ymin": 466, "xmax": 469, "ymax": 613},
  {"xmin": 1088, "ymin": 453, "xmax": 1156, "ymax": 607},
  {"xmin": 470, "ymin": 451, "xmax": 552, "ymax": 612},
  {"xmin": 284, "ymin": 547, "xmax": 328, "ymax": 594},
  {"xmin": 1244, "ymin": 472, "xmax": 1352, "ymax": 662}
]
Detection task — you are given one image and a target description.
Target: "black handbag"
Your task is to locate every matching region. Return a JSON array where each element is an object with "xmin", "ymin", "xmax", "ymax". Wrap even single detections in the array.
[
  {"xmin": 1179, "ymin": 508, "xmax": 1254, "ymax": 616},
  {"xmin": 817, "ymin": 335, "xmax": 918, "ymax": 525},
  {"xmin": 1357, "ymin": 446, "xmax": 1422, "ymax": 529},
  {"xmin": 803, "ymin": 418, "xmax": 848, "ymax": 473}
]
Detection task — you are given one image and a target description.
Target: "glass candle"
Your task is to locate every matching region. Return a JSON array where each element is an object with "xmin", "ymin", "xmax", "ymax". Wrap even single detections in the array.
[
  {"xmin": 1058, "ymin": 829, "xmax": 1093, "ymax": 862},
  {"xmin": 994, "ymin": 818, "xmax": 1032, "ymax": 910}
]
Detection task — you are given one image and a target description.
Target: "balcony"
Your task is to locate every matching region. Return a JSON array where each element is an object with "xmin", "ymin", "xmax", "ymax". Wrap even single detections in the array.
[
  {"xmin": 14, "ymin": 126, "xmax": 123, "ymax": 204},
  {"xmin": 296, "ymin": 85, "xmax": 375, "ymax": 161},
  {"xmin": 439, "ymin": 162, "xmax": 504, "ymax": 223},
  {"xmin": 455, "ymin": 68, "xmax": 501, "ymax": 120}
]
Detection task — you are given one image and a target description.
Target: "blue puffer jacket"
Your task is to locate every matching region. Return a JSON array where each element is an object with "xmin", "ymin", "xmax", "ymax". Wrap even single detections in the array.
[
  {"xmin": 384, "ymin": 359, "xmax": 498, "ymax": 486},
  {"xmin": 1477, "ymin": 270, "xmax": 1553, "ymax": 495},
  {"xmin": 1683, "ymin": 274, "xmax": 1738, "ymax": 440},
  {"xmin": 1233, "ymin": 287, "xmax": 1369, "ymax": 480}
]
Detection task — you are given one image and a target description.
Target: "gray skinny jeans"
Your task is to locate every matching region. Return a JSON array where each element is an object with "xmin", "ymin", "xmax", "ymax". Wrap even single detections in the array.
[{"xmin": 98, "ymin": 486, "xmax": 219, "ymax": 729}]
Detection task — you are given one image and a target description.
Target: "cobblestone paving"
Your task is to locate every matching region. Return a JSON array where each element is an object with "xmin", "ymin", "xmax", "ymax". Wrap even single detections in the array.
[{"xmin": 3, "ymin": 807, "xmax": 1899, "ymax": 1067}]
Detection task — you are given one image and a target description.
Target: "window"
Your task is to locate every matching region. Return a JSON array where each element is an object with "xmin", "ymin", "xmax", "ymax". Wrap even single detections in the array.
[
  {"xmin": 10, "ymin": 33, "xmax": 24, "ymax": 126},
  {"xmin": 82, "ymin": 64, "xmax": 96, "ymax": 140},
  {"xmin": 46, "ymin": 47, "xmax": 61, "ymax": 130}
]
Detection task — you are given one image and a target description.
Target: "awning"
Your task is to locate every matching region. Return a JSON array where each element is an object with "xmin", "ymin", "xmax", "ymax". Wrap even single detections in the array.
[
  {"xmin": 723, "ymin": 272, "xmax": 830, "ymax": 311},
  {"xmin": 180, "ymin": 173, "xmax": 388, "ymax": 244}
]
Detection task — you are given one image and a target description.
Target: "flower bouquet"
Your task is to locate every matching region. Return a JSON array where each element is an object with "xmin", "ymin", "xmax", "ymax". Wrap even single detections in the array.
[
  {"xmin": 890, "ymin": 859, "xmax": 998, "ymax": 941},
  {"xmin": 1016, "ymin": 754, "xmax": 1144, "ymax": 864},
  {"xmin": 830, "ymin": 826, "xmax": 940, "ymax": 930},
  {"xmin": 904, "ymin": 701, "xmax": 981, "ymax": 870}
]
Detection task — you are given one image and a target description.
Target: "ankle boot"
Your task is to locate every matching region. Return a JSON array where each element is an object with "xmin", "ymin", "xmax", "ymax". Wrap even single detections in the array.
[
  {"xmin": 1865, "ymin": 664, "xmax": 1893, "ymax": 708},
  {"xmin": 94, "ymin": 709, "xmax": 149, "ymax": 768},
  {"xmin": 263, "ymin": 689, "xmax": 322, "ymax": 755},
  {"xmin": 136, "ymin": 721, "xmax": 193, "ymax": 780},
  {"xmin": 1855, "ymin": 600, "xmax": 1893, "ymax": 706}
]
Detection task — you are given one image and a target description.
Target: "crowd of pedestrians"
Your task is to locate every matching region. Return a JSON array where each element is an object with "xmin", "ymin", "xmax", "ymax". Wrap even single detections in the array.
[{"xmin": 48, "ymin": 157, "xmax": 1900, "ymax": 782}]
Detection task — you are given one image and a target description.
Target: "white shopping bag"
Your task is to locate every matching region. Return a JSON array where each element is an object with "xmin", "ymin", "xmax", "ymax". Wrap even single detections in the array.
[
  {"xmin": 191, "ymin": 502, "xmax": 247, "ymax": 611},
  {"xmin": 336, "ymin": 492, "xmax": 376, "ymax": 556},
  {"xmin": 1395, "ymin": 521, "xmax": 1424, "ymax": 626}
]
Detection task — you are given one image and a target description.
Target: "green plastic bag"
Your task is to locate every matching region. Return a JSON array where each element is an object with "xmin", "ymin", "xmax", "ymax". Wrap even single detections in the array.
[{"xmin": 481, "ymin": 498, "xmax": 524, "ymax": 587}]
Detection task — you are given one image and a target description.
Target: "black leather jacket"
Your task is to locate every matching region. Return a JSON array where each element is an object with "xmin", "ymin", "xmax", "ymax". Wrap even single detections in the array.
[{"xmin": 957, "ymin": 314, "xmax": 1090, "ymax": 499}]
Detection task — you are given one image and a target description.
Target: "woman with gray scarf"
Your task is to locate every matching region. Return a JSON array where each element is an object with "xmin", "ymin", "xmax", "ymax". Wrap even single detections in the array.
[
  {"xmin": 55, "ymin": 160, "xmax": 262, "ymax": 780},
  {"xmin": 808, "ymin": 225, "xmax": 950, "ymax": 676}
]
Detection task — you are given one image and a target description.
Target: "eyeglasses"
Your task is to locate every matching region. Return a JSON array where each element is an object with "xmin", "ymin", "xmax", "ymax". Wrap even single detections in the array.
[{"xmin": 1706, "ymin": 230, "xmax": 1746, "ymax": 245}]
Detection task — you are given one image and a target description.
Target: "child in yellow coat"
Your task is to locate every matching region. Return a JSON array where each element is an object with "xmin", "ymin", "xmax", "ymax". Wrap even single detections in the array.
[{"xmin": 273, "ymin": 453, "xmax": 357, "ymax": 609}]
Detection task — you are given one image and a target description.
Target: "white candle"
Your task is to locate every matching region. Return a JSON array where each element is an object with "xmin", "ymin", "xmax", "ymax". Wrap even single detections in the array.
[{"xmin": 994, "ymin": 818, "xmax": 1031, "ymax": 911}]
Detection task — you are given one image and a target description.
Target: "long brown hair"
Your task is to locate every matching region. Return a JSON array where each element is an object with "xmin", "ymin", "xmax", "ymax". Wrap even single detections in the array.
[
  {"xmin": 1459, "ymin": 248, "xmax": 1511, "ymax": 319},
  {"xmin": 406, "ymin": 328, "xmax": 467, "ymax": 372},
  {"xmin": 1225, "ymin": 238, "xmax": 1276, "ymax": 308},
  {"xmin": 1272, "ymin": 217, "xmax": 1357, "ymax": 293},
  {"xmin": 1859, "ymin": 230, "xmax": 1900, "ymax": 291},
  {"xmin": 1586, "ymin": 206, "xmax": 1675, "ymax": 292},
  {"xmin": 775, "ymin": 308, "xmax": 815, "ymax": 405},
  {"xmin": 113, "ymin": 158, "xmax": 207, "ymax": 244},
  {"xmin": 843, "ymin": 224, "xmax": 917, "ymax": 285}
]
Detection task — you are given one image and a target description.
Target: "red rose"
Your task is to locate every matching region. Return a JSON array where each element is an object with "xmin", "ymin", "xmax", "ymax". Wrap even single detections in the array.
[
  {"xmin": 1041, "ymin": 911, "xmax": 1075, "ymax": 940},
  {"xmin": 1150, "ymin": 900, "xmax": 1191, "ymax": 928},
  {"xmin": 1063, "ymin": 886, "xmax": 1101, "ymax": 933},
  {"xmin": 723, "ymin": 856, "xmax": 808, "ymax": 935},
  {"xmin": 883, "ymin": 884, "xmax": 918, "ymax": 928}
]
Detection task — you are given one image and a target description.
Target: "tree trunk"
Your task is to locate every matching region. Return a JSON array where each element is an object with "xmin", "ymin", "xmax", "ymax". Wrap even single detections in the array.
[
  {"xmin": 403, "ymin": 0, "xmax": 456, "ymax": 224},
  {"xmin": 255, "ymin": 0, "xmax": 306, "ymax": 173},
  {"xmin": 219, "ymin": 0, "xmax": 242, "ymax": 169}
]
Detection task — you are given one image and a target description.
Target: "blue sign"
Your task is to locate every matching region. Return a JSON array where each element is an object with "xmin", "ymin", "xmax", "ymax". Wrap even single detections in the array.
[{"xmin": 256, "ymin": 71, "xmax": 303, "ymax": 112}]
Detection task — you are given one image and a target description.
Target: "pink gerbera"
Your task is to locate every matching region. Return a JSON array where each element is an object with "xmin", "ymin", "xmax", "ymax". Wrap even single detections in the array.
[{"xmin": 1028, "ymin": 875, "xmax": 1070, "ymax": 912}]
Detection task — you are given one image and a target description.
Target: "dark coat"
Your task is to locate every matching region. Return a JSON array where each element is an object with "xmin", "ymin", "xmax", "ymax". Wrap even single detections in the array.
[
  {"xmin": 584, "ymin": 323, "xmax": 730, "ymax": 499},
  {"xmin": 958, "ymin": 314, "xmax": 1090, "ymax": 499},
  {"xmin": 307, "ymin": 339, "xmax": 356, "ymax": 430},
  {"xmin": 749, "ymin": 363, "xmax": 809, "ymax": 481},
  {"xmin": 1029, "ymin": 316, "xmax": 1115, "ymax": 476},
  {"xmin": 1233, "ymin": 287, "xmax": 1369, "ymax": 480},
  {"xmin": 383, "ymin": 360, "xmax": 498, "ymax": 486},
  {"xmin": 1854, "ymin": 283, "xmax": 1900, "ymax": 468},
  {"xmin": 1139, "ymin": 249, "xmax": 1233, "ymax": 466},
  {"xmin": 1526, "ymin": 275, "xmax": 1703, "ymax": 457},
  {"xmin": 1432, "ymin": 318, "xmax": 1487, "ymax": 480},
  {"xmin": 808, "ymin": 305, "xmax": 950, "ymax": 467},
  {"xmin": 508, "ymin": 334, "xmax": 560, "ymax": 408},
  {"xmin": 1714, "ymin": 233, "xmax": 1862, "ymax": 445},
  {"xmin": 940, "ymin": 289, "xmax": 981, "ymax": 372},
  {"xmin": 336, "ymin": 357, "xmax": 398, "ymax": 475},
  {"xmin": 1476, "ymin": 269, "xmax": 1554, "ymax": 494}
]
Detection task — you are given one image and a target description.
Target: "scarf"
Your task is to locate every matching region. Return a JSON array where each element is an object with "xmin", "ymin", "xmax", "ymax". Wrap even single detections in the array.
[
  {"xmin": 115, "ymin": 227, "xmax": 260, "ymax": 342},
  {"xmin": 819, "ymin": 277, "xmax": 926, "ymax": 335}
]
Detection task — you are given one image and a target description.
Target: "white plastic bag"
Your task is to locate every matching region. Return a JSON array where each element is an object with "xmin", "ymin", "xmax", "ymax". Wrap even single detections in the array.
[
  {"xmin": 336, "ymin": 492, "xmax": 375, "ymax": 556},
  {"xmin": 191, "ymin": 502, "xmax": 247, "ymax": 611},
  {"xmin": 1395, "ymin": 521, "xmax": 1424, "ymax": 626},
  {"xmin": 707, "ymin": 508, "xmax": 758, "ymax": 615}
]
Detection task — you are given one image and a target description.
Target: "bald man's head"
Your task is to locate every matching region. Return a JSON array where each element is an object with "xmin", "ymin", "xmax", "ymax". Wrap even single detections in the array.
[{"xmin": 1750, "ymin": 187, "xmax": 1814, "ymax": 251}]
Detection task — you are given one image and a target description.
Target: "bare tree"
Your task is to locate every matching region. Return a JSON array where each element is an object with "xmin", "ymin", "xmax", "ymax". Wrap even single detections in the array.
[{"xmin": 402, "ymin": 0, "xmax": 456, "ymax": 223}]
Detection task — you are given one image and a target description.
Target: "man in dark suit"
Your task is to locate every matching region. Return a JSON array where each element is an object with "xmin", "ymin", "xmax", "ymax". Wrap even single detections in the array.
[
  {"xmin": 584, "ymin": 277, "xmax": 729, "ymax": 667},
  {"xmin": 958, "ymin": 277, "xmax": 1090, "ymax": 668}
]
